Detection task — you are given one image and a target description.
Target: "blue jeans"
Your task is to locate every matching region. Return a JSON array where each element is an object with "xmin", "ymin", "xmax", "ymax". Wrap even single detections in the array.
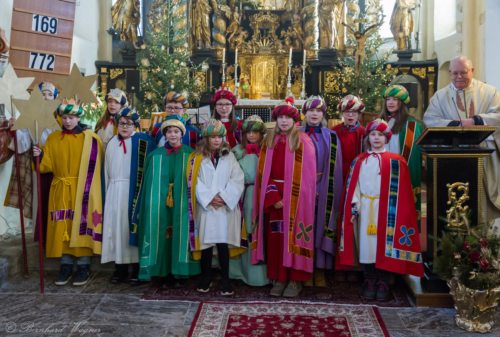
[{"xmin": 60, "ymin": 254, "xmax": 91, "ymax": 266}]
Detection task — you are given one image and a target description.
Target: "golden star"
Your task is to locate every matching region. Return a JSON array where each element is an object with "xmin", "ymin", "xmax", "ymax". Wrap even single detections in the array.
[
  {"xmin": 58, "ymin": 63, "xmax": 98, "ymax": 104},
  {"xmin": 12, "ymin": 90, "xmax": 61, "ymax": 144},
  {"xmin": 0, "ymin": 63, "xmax": 34, "ymax": 111}
]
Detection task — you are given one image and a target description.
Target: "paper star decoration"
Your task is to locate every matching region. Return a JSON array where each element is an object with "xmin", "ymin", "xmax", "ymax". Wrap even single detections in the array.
[
  {"xmin": 0, "ymin": 63, "xmax": 34, "ymax": 112},
  {"xmin": 58, "ymin": 63, "xmax": 98, "ymax": 104},
  {"xmin": 12, "ymin": 90, "xmax": 61, "ymax": 143}
]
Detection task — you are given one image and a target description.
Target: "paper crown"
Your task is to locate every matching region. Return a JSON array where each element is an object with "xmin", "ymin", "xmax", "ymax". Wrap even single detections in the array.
[
  {"xmin": 57, "ymin": 98, "xmax": 84, "ymax": 117},
  {"xmin": 337, "ymin": 94, "xmax": 365, "ymax": 113},
  {"xmin": 105, "ymin": 88, "xmax": 128, "ymax": 106},
  {"xmin": 382, "ymin": 84, "xmax": 410, "ymax": 104}
]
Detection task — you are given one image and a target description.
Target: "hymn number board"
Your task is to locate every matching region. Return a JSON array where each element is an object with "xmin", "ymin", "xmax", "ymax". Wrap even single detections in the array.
[{"xmin": 10, "ymin": 0, "xmax": 76, "ymax": 85}]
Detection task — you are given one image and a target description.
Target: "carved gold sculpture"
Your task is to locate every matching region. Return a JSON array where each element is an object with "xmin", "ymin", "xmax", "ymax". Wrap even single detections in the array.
[
  {"xmin": 390, "ymin": 0, "xmax": 418, "ymax": 50},
  {"xmin": 111, "ymin": 0, "xmax": 141, "ymax": 47},
  {"xmin": 446, "ymin": 182, "xmax": 471, "ymax": 234},
  {"xmin": 191, "ymin": 0, "xmax": 212, "ymax": 48}
]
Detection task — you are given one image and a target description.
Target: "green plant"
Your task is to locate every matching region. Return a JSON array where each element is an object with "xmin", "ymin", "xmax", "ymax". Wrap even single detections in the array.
[
  {"xmin": 81, "ymin": 93, "xmax": 106, "ymax": 126},
  {"xmin": 138, "ymin": 0, "xmax": 201, "ymax": 118},
  {"xmin": 324, "ymin": 35, "xmax": 398, "ymax": 119},
  {"xmin": 434, "ymin": 225, "xmax": 500, "ymax": 290}
]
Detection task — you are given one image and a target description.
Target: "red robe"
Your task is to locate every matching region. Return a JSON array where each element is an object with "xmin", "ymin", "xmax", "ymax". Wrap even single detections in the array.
[
  {"xmin": 338, "ymin": 151, "xmax": 424, "ymax": 277},
  {"xmin": 332, "ymin": 123, "xmax": 365, "ymax": 182},
  {"xmin": 222, "ymin": 120, "xmax": 242, "ymax": 148}
]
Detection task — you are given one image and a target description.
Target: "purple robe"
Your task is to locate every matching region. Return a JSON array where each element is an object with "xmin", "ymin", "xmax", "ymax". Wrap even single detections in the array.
[{"xmin": 302, "ymin": 125, "xmax": 344, "ymax": 269}]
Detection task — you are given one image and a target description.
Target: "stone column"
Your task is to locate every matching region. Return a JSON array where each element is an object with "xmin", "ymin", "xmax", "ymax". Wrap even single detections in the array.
[
  {"xmin": 98, "ymin": 0, "xmax": 113, "ymax": 61},
  {"xmin": 303, "ymin": 0, "xmax": 319, "ymax": 55}
]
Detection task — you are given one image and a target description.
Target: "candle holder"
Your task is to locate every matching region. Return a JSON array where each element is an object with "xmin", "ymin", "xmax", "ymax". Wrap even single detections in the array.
[
  {"xmin": 286, "ymin": 62, "xmax": 293, "ymax": 98},
  {"xmin": 234, "ymin": 62, "xmax": 239, "ymax": 97},
  {"xmin": 221, "ymin": 62, "xmax": 226, "ymax": 86},
  {"xmin": 299, "ymin": 63, "xmax": 307, "ymax": 99}
]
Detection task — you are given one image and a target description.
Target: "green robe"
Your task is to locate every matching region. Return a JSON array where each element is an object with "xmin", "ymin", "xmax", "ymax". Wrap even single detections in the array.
[
  {"xmin": 138, "ymin": 145, "xmax": 200, "ymax": 280},
  {"xmin": 229, "ymin": 145, "xmax": 269, "ymax": 286},
  {"xmin": 398, "ymin": 117, "xmax": 424, "ymax": 230}
]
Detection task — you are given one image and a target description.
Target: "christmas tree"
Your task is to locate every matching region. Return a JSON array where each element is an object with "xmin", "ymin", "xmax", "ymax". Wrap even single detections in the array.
[{"xmin": 138, "ymin": 0, "xmax": 200, "ymax": 116}]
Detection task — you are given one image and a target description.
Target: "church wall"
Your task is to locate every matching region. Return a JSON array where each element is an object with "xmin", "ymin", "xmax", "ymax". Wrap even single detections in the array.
[{"xmin": 484, "ymin": 0, "xmax": 500, "ymax": 89}]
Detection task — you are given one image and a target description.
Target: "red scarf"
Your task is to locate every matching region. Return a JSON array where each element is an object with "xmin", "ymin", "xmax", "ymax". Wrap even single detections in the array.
[
  {"xmin": 118, "ymin": 135, "xmax": 127, "ymax": 154},
  {"xmin": 245, "ymin": 143, "xmax": 260, "ymax": 155}
]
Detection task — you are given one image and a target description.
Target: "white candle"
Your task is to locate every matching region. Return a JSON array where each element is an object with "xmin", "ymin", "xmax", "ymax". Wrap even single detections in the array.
[
  {"xmin": 303, "ymin": 49, "xmax": 307, "ymax": 66},
  {"xmin": 235, "ymin": 48, "xmax": 238, "ymax": 64},
  {"xmin": 222, "ymin": 48, "xmax": 226, "ymax": 64},
  {"xmin": 288, "ymin": 47, "xmax": 292, "ymax": 64}
]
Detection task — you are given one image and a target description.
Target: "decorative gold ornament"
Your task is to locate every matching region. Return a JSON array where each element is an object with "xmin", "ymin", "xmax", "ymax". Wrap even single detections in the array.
[
  {"xmin": 12, "ymin": 90, "xmax": 61, "ymax": 143},
  {"xmin": 446, "ymin": 182, "xmax": 470, "ymax": 233},
  {"xmin": 448, "ymin": 277, "xmax": 500, "ymax": 333},
  {"xmin": 0, "ymin": 63, "xmax": 34, "ymax": 108},
  {"xmin": 58, "ymin": 64, "xmax": 98, "ymax": 104}
]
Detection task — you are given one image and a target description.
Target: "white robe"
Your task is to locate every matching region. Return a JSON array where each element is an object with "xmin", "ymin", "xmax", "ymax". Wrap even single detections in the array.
[
  {"xmin": 195, "ymin": 151, "xmax": 244, "ymax": 249},
  {"xmin": 424, "ymin": 79, "xmax": 500, "ymax": 222},
  {"xmin": 101, "ymin": 135, "xmax": 138, "ymax": 263},
  {"xmin": 352, "ymin": 151, "xmax": 383, "ymax": 264}
]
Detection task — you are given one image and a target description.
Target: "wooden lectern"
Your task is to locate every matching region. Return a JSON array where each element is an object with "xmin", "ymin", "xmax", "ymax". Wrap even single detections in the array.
[{"xmin": 410, "ymin": 126, "xmax": 495, "ymax": 305}]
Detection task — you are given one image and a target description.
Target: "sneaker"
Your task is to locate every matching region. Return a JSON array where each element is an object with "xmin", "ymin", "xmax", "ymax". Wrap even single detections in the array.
[
  {"xmin": 54, "ymin": 264, "xmax": 73, "ymax": 286},
  {"xmin": 269, "ymin": 281, "xmax": 287, "ymax": 297},
  {"xmin": 376, "ymin": 280, "xmax": 390, "ymax": 301},
  {"xmin": 72, "ymin": 265, "xmax": 91, "ymax": 286},
  {"xmin": 220, "ymin": 280, "xmax": 234, "ymax": 296},
  {"xmin": 282, "ymin": 281, "xmax": 303, "ymax": 298},
  {"xmin": 196, "ymin": 276, "xmax": 211, "ymax": 293},
  {"xmin": 110, "ymin": 264, "xmax": 128, "ymax": 284},
  {"xmin": 361, "ymin": 279, "xmax": 377, "ymax": 300}
]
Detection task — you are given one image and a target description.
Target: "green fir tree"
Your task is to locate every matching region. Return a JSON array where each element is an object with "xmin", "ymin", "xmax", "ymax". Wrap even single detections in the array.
[{"xmin": 138, "ymin": 0, "xmax": 200, "ymax": 117}]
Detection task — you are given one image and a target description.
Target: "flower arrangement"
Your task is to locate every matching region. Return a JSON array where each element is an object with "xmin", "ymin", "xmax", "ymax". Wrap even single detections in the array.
[{"xmin": 434, "ymin": 224, "xmax": 500, "ymax": 290}]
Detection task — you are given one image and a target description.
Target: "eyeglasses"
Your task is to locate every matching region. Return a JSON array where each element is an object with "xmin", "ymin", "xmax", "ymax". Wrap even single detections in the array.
[
  {"xmin": 343, "ymin": 111, "xmax": 359, "ymax": 115},
  {"xmin": 449, "ymin": 71, "xmax": 470, "ymax": 78},
  {"xmin": 118, "ymin": 122, "xmax": 135, "ymax": 128},
  {"xmin": 216, "ymin": 103, "xmax": 233, "ymax": 107},
  {"xmin": 165, "ymin": 106, "xmax": 184, "ymax": 111}
]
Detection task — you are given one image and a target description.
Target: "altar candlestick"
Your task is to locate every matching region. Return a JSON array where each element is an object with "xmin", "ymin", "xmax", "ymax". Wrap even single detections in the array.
[
  {"xmin": 235, "ymin": 48, "xmax": 238, "ymax": 64},
  {"xmin": 222, "ymin": 48, "xmax": 226, "ymax": 65},
  {"xmin": 288, "ymin": 47, "xmax": 292, "ymax": 64},
  {"xmin": 303, "ymin": 49, "xmax": 307, "ymax": 66}
]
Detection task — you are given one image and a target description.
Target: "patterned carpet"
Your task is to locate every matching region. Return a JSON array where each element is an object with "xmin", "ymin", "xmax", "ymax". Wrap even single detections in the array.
[
  {"xmin": 188, "ymin": 301, "xmax": 390, "ymax": 337},
  {"xmin": 142, "ymin": 274, "xmax": 412, "ymax": 307}
]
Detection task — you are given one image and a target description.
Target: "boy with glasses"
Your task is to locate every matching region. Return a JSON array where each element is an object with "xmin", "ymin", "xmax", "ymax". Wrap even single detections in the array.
[
  {"xmin": 101, "ymin": 107, "xmax": 155, "ymax": 285},
  {"xmin": 153, "ymin": 91, "xmax": 200, "ymax": 148}
]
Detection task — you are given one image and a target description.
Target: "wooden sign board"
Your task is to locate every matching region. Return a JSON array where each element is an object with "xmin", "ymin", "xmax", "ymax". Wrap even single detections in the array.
[{"xmin": 10, "ymin": 0, "xmax": 76, "ymax": 87}]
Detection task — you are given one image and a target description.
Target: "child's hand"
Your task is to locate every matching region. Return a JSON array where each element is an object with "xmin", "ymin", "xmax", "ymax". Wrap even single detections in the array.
[
  {"xmin": 210, "ymin": 195, "xmax": 226, "ymax": 208},
  {"xmin": 33, "ymin": 145, "xmax": 42, "ymax": 157},
  {"xmin": 274, "ymin": 200, "xmax": 283, "ymax": 209}
]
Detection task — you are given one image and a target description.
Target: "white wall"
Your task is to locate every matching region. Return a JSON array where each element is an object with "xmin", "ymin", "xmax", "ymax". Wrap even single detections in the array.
[
  {"xmin": 485, "ymin": 0, "xmax": 500, "ymax": 89},
  {"xmin": 71, "ymin": 1, "xmax": 100, "ymax": 75}
]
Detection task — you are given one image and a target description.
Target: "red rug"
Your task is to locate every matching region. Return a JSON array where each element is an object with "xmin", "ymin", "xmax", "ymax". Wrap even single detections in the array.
[
  {"xmin": 142, "ymin": 277, "xmax": 412, "ymax": 307},
  {"xmin": 188, "ymin": 301, "xmax": 390, "ymax": 337}
]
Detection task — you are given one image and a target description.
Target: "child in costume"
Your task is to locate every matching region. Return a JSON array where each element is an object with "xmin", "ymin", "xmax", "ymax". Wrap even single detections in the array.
[
  {"xmin": 33, "ymin": 98, "xmax": 104, "ymax": 286},
  {"xmin": 138, "ymin": 115, "xmax": 201, "ymax": 284},
  {"xmin": 338, "ymin": 119, "xmax": 424, "ymax": 301},
  {"xmin": 229, "ymin": 115, "xmax": 269, "ymax": 286},
  {"xmin": 301, "ymin": 96, "xmax": 343, "ymax": 285},
  {"xmin": 332, "ymin": 94, "xmax": 366, "ymax": 182},
  {"xmin": 188, "ymin": 119, "xmax": 244, "ymax": 295},
  {"xmin": 101, "ymin": 107, "xmax": 155, "ymax": 284},
  {"xmin": 379, "ymin": 85, "xmax": 424, "ymax": 228},
  {"xmin": 211, "ymin": 87, "xmax": 242, "ymax": 148},
  {"xmin": 153, "ymin": 91, "xmax": 200, "ymax": 148},
  {"xmin": 95, "ymin": 88, "xmax": 128, "ymax": 148},
  {"xmin": 252, "ymin": 101, "xmax": 316, "ymax": 297}
]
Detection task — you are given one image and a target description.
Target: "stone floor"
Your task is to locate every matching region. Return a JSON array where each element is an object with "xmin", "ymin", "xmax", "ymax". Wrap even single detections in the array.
[{"xmin": 0, "ymin": 270, "xmax": 499, "ymax": 337}]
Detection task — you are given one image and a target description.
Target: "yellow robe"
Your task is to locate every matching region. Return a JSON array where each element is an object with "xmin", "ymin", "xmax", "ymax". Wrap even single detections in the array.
[{"xmin": 40, "ymin": 130, "xmax": 104, "ymax": 257}]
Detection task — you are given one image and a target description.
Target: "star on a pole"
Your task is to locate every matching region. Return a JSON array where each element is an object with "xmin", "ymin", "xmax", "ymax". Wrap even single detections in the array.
[
  {"xmin": 0, "ymin": 63, "xmax": 34, "ymax": 111},
  {"xmin": 58, "ymin": 63, "xmax": 98, "ymax": 104},
  {"xmin": 12, "ymin": 90, "xmax": 61, "ymax": 144}
]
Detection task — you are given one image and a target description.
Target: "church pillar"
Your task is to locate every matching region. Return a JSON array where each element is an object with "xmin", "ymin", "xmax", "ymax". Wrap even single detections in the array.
[
  {"xmin": 484, "ymin": 0, "xmax": 500, "ymax": 89},
  {"xmin": 98, "ymin": 0, "xmax": 113, "ymax": 62},
  {"xmin": 461, "ymin": 0, "xmax": 484, "ymax": 80}
]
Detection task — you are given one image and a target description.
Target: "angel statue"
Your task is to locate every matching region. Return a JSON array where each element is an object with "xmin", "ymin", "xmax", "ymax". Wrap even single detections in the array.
[
  {"xmin": 111, "ymin": 0, "xmax": 141, "ymax": 47},
  {"xmin": 390, "ymin": 0, "xmax": 418, "ymax": 50},
  {"xmin": 191, "ymin": 0, "xmax": 213, "ymax": 49}
]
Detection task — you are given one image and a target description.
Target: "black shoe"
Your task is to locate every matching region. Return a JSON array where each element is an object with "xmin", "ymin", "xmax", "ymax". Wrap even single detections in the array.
[
  {"xmin": 196, "ymin": 276, "xmax": 212, "ymax": 293},
  {"xmin": 73, "ymin": 265, "xmax": 91, "ymax": 286},
  {"xmin": 361, "ymin": 279, "xmax": 377, "ymax": 300},
  {"xmin": 376, "ymin": 280, "xmax": 390, "ymax": 301},
  {"xmin": 110, "ymin": 264, "xmax": 128, "ymax": 284},
  {"xmin": 54, "ymin": 264, "xmax": 73, "ymax": 286},
  {"xmin": 220, "ymin": 280, "xmax": 234, "ymax": 296}
]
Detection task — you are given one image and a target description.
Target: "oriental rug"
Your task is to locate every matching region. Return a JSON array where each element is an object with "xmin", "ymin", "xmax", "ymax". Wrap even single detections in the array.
[
  {"xmin": 187, "ymin": 301, "xmax": 390, "ymax": 337},
  {"xmin": 142, "ymin": 276, "xmax": 412, "ymax": 307}
]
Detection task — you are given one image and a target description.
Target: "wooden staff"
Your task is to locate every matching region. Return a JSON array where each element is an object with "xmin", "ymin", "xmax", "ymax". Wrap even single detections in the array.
[
  {"xmin": 10, "ymin": 96, "xmax": 28, "ymax": 276},
  {"xmin": 33, "ymin": 120, "xmax": 45, "ymax": 294}
]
